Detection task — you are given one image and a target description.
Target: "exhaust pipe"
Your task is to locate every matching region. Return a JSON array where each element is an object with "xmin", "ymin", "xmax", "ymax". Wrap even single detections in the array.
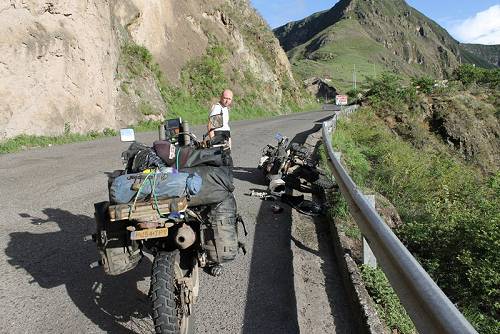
[{"xmin": 174, "ymin": 223, "xmax": 196, "ymax": 249}]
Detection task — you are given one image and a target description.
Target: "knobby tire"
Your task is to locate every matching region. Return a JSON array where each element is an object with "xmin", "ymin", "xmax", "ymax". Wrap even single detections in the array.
[{"xmin": 151, "ymin": 250, "xmax": 190, "ymax": 334}]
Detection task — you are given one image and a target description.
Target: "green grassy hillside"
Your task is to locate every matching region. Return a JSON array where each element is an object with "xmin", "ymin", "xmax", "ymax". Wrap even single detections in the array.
[
  {"xmin": 275, "ymin": 0, "xmax": 494, "ymax": 92},
  {"xmin": 289, "ymin": 18, "xmax": 390, "ymax": 91}
]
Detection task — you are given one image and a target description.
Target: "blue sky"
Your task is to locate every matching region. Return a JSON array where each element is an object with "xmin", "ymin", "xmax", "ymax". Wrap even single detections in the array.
[{"xmin": 250, "ymin": 0, "xmax": 500, "ymax": 44}]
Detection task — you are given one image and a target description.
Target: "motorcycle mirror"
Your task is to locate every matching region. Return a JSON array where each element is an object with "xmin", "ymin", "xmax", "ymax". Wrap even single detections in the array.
[
  {"xmin": 274, "ymin": 133, "xmax": 283, "ymax": 141},
  {"xmin": 120, "ymin": 128, "xmax": 135, "ymax": 142}
]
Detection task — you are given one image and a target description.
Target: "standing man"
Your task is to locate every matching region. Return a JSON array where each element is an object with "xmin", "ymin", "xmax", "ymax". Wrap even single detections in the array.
[{"xmin": 208, "ymin": 89, "xmax": 233, "ymax": 148}]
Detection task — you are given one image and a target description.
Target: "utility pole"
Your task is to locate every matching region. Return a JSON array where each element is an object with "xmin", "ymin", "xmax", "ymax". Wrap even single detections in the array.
[{"xmin": 353, "ymin": 64, "xmax": 357, "ymax": 91}]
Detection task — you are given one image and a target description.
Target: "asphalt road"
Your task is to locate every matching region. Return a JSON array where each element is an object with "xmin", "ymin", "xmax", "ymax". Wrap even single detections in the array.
[{"xmin": 0, "ymin": 110, "xmax": 348, "ymax": 333}]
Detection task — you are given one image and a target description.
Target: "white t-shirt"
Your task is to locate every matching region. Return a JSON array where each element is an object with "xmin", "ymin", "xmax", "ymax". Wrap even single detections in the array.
[{"xmin": 209, "ymin": 103, "xmax": 230, "ymax": 131}]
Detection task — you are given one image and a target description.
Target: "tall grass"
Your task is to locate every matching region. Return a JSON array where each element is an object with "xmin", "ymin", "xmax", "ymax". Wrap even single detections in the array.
[{"xmin": 0, "ymin": 129, "xmax": 117, "ymax": 154}]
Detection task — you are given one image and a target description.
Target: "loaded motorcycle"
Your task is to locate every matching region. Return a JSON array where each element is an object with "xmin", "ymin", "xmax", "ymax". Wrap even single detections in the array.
[
  {"xmin": 258, "ymin": 133, "xmax": 335, "ymax": 194},
  {"xmin": 88, "ymin": 118, "xmax": 243, "ymax": 334}
]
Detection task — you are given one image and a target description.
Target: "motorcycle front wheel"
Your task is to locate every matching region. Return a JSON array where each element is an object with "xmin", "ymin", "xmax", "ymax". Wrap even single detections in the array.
[{"xmin": 151, "ymin": 250, "xmax": 194, "ymax": 334}]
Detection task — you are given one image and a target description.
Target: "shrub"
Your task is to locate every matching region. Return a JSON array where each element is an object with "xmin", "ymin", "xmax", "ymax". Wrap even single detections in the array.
[
  {"xmin": 411, "ymin": 76, "xmax": 435, "ymax": 94},
  {"xmin": 102, "ymin": 128, "xmax": 117, "ymax": 136},
  {"xmin": 364, "ymin": 73, "xmax": 416, "ymax": 112},
  {"xmin": 138, "ymin": 101, "xmax": 156, "ymax": 116},
  {"xmin": 346, "ymin": 88, "xmax": 362, "ymax": 103},
  {"xmin": 181, "ymin": 42, "xmax": 228, "ymax": 102},
  {"xmin": 453, "ymin": 64, "xmax": 500, "ymax": 88},
  {"xmin": 453, "ymin": 64, "xmax": 480, "ymax": 86},
  {"xmin": 121, "ymin": 43, "xmax": 155, "ymax": 77},
  {"xmin": 63, "ymin": 122, "xmax": 71, "ymax": 135}
]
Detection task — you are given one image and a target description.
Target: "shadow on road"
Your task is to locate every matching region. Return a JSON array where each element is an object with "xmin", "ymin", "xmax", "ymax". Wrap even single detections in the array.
[
  {"xmin": 240, "ymin": 119, "xmax": 352, "ymax": 333},
  {"xmin": 240, "ymin": 124, "xmax": 328, "ymax": 334},
  {"xmin": 232, "ymin": 166, "xmax": 266, "ymax": 185},
  {"xmin": 5, "ymin": 208, "xmax": 152, "ymax": 334},
  {"xmin": 242, "ymin": 193, "xmax": 299, "ymax": 334},
  {"xmin": 315, "ymin": 115, "xmax": 335, "ymax": 124},
  {"xmin": 233, "ymin": 165, "xmax": 300, "ymax": 332},
  {"xmin": 234, "ymin": 164, "xmax": 299, "ymax": 331}
]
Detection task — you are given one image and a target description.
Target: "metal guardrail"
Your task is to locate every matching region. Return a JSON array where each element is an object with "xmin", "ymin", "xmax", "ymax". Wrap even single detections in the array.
[
  {"xmin": 322, "ymin": 107, "xmax": 477, "ymax": 334},
  {"xmin": 322, "ymin": 104, "xmax": 341, "ymax": 111}
]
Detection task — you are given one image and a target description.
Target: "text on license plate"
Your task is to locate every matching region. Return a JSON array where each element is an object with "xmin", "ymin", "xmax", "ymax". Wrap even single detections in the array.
[{"xmin": 131, "ymin": 227, "xmax": 168, "ymax": 240}]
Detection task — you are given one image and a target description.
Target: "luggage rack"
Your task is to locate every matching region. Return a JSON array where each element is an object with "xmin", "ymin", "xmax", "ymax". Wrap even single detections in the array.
[{"xmin": 107, "ymin": 197, "xmax": 188, "ymax": 221}]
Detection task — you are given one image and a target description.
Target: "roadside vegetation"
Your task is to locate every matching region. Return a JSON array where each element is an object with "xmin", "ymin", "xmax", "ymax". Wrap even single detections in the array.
[
  {"xmin": 0, "ymin": 126, "xmax": 117, "ymax": 154},
  {"xmin": 361, "ymin": 265, "xmax": 416, "ymax": 333},
  {"xmin": 290, "ymin": 18, "xmax": 388, "ymax": 93},
  {"xmin": 161, "ymin": 35, "xmax": 315, "ymax": 124},
  {"xmin": 329, "ymin": 66, "xmax": 499, "ymax": 333}
]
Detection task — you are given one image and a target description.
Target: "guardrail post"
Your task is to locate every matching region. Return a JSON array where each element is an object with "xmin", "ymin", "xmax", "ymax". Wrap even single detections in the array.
[{"xmin": 362, "ymin": 194, "xmax": 377, "ymax": 267}]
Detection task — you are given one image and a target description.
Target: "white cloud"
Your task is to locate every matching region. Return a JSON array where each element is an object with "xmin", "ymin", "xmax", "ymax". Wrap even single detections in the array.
[{"xmin": 451, "ymin": 5, "xmax": 500, "ymax": 44}]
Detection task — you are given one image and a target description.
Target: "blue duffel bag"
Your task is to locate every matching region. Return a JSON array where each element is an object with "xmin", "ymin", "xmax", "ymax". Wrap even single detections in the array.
[{"xmin": 110, "ymin": 170, "xmax": 202, "ymax": 204}]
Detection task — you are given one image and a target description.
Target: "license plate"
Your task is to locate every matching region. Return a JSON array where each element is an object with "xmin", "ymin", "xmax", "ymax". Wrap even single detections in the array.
[{"xmin": 131, "ymin": 227, "xmax": 168, "ymax": 240}]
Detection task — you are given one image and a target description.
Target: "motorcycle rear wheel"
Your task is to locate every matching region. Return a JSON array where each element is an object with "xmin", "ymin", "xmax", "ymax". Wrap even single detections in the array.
[{"xmin": 151, "ymin": 250, "xmax": 194, "ymax": 334}]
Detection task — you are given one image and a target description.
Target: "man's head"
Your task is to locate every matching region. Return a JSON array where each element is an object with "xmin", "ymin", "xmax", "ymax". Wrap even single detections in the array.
[{"xmin": 219, "ymin": 89, "xmax": 233, "ymax": 108}]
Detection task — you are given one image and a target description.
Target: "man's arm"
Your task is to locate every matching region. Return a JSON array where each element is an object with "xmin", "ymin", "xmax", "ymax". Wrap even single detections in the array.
[
  {"xmin": 207, "ymin": 122, "xmax": 214, "ymax": 138},
  {"xmin": 208, "ymin": 104, "xmax": 222, "ymax": 138}
]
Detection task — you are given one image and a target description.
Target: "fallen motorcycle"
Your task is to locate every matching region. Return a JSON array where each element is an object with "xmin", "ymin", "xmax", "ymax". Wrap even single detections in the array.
[
  {"xmin": 88, "ymin": 118, "xmax": 244, "ymax": 334},
  {"xmin": 258, "ymin": 133, "xmax": 335, "ymax": 194}
]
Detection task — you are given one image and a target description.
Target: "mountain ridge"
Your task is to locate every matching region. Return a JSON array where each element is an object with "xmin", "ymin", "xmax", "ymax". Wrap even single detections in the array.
[
  {"xmin": 461, "ymin": 43, "xmax": 500, "ymax": 67},
  {"xmin": 273, "ymin": 0, "xmax": 495, "ymax": 91}
]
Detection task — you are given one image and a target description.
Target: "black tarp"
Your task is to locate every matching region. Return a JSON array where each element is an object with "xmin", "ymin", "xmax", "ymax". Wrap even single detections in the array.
[{"xmin": 180, "ymin": 165, "xmax": 234, "ymax": 206}]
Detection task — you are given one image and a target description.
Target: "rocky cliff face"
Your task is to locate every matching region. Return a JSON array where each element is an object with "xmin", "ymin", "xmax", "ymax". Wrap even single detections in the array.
[
  {"xmin": 125, "ymin": 0, "xmax": 300, "ymax": 107},
  {"xmin": 1, "ymin": 1, "xmax": 120, "ymax": 138},
  {"xmin": 0, "ymin": 0, "xmax": 300, "ymax": 139}
]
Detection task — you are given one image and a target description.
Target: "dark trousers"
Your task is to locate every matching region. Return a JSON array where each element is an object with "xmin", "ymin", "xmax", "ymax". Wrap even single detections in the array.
[{"xmin": 212, "ymin": 130, "xmax": 230, "ymax": 145}]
